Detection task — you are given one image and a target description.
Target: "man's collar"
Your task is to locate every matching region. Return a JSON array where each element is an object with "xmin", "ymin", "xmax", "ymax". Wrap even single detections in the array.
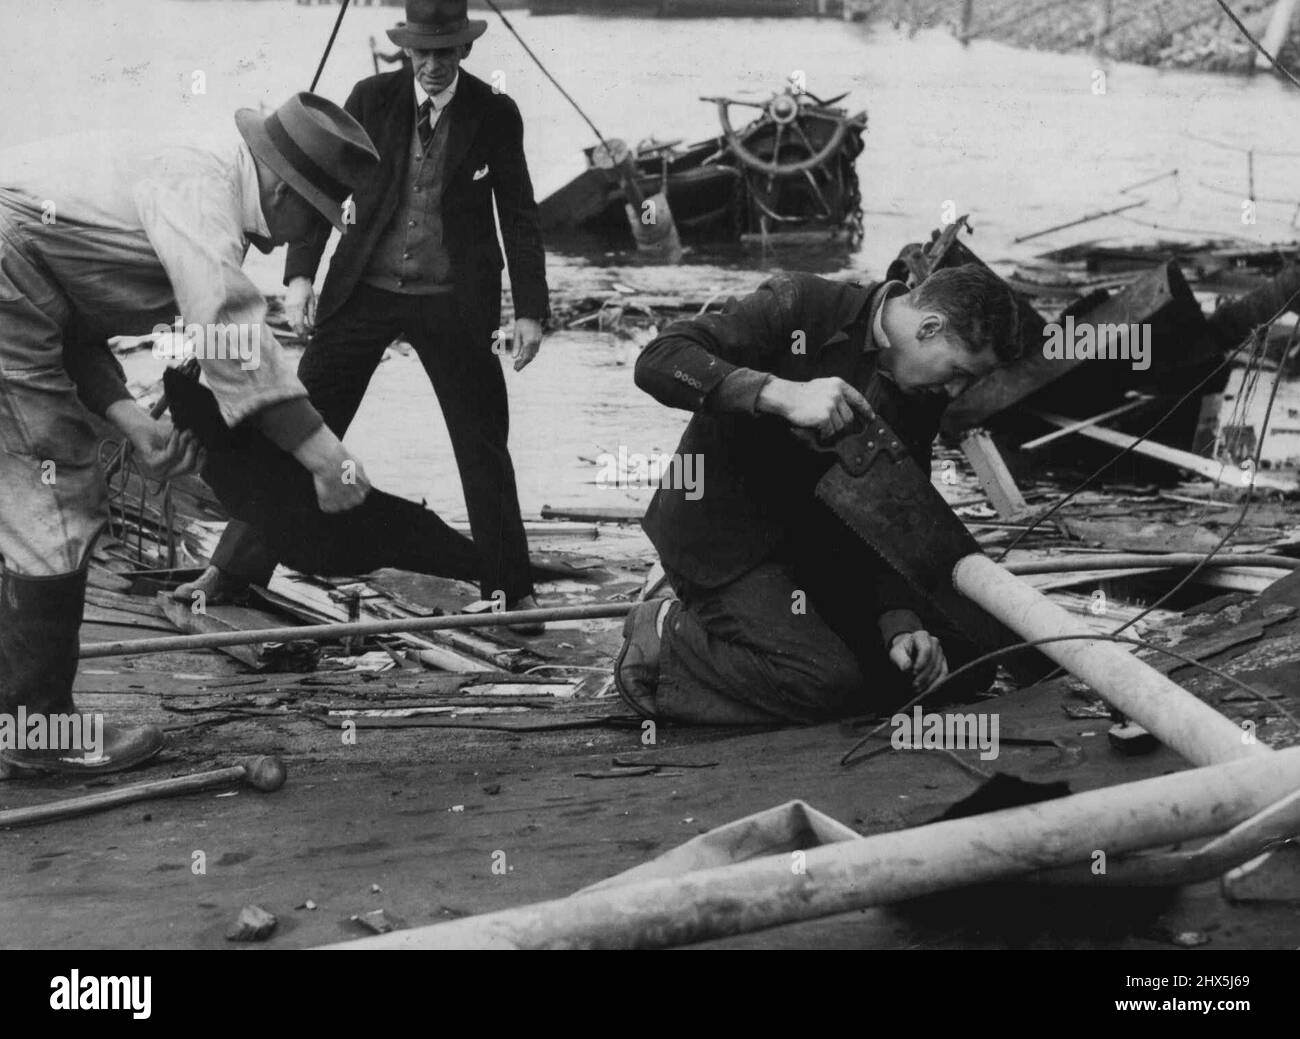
[
  {"xmin": 414, "ymin": 69, "xmax": 460, "ymax": 110},
  {"xmin": 235, "ymin": 138, "xmax": 274, "ymax": 253},
  {"xmin": 870, "ymin": 280, "xmax": 908, "ymax": 353}
]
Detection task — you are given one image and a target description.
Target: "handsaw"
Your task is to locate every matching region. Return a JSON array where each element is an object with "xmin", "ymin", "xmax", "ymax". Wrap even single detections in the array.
[{"xmin": 801, "ymin": 415, "xmax": 1015, "ymax": 655}]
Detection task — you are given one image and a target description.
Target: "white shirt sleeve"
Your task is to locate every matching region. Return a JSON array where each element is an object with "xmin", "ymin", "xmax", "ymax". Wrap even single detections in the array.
[{"xmin": 132, "ymin": 164, "xmax": 307, "ymax": 428}]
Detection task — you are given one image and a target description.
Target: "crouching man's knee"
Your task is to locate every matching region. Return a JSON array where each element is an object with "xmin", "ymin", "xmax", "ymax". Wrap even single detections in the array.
[{"xmin": 767, "ymin": 651, "xmax": 867, "ymax": 723}]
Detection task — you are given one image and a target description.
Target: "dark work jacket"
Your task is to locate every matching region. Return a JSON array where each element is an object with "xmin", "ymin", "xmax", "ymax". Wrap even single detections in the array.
[
  {"xmin": 285, "ymin": 69, "xmax": 549, "ymax": 330},
  {"xmin": 635, "ymin": 272, "xmax": 949, "ymax": 624}
]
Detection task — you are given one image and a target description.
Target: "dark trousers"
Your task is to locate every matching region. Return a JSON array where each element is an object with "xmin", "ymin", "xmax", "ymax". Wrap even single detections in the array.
[
  {"xmin": 214, "ymin": 284, "xmax": 534, "ymax": 603},
  {"xmin": 655, "ymin": 510, "xmax": 992, "ymax": 725}
]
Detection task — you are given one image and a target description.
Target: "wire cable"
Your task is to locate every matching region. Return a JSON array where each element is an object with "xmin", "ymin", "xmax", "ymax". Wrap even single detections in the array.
[
  {"xmin": 483, "ymin": 0, "xmax": 616, "ymax": 153},
  {"xmin": 993, "ymin": 337, "xmax": 1252, "ymax": 562},
  {"xmin": 310, "ymin": 0, "xmax": 352, "ymax": 93},
  {"xmin": 995, "ymin": 283, "xmax": 1300, "ymax": 562},
  {"xmin": 839, "ymin": 631, "xmax": 1293, "ymax": 767},
  {"xmin": 1214, "ymin": 0, "xmax": 1300, "ymax": 90},
  {"xmin": 1107, "ymin": 322, "xmax": 1294, "ymax": 639}
]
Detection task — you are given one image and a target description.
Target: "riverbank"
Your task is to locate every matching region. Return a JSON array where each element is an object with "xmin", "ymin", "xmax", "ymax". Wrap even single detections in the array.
[{"xmin": 857, "ymin": 0, "xmax": 1299, "ymax": 73}]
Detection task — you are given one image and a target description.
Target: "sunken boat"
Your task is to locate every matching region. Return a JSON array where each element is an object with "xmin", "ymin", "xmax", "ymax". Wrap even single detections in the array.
[{"xmin": 539, "ymin": 84, "xmax": 868, "ymax": 248}]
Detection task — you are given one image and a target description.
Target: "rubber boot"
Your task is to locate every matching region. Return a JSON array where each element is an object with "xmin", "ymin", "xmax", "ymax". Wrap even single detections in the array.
[{"xmin": 0, "ymin": 568, "xmax": 163, "ymax": 775}]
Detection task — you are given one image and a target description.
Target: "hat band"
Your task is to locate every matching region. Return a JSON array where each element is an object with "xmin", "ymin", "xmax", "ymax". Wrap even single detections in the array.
[
  {"xmin": 403, "ymin": 19, "xmax": 471, "ymax": 36},
  {"xmin": 265, "ymin": 113, "xmax": 350, "ymax": 203}
]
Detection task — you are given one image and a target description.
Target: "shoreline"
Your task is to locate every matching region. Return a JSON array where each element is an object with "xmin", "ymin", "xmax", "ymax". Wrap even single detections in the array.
[{"xmin": 854, "ymin": 0, "xmax": 1298, "ymax": 74}]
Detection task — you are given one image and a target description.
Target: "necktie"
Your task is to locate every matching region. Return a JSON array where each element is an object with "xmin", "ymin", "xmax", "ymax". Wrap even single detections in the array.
[{"xmin": 418, "ymin": 99, "xmax": 433, "ymax": 151}]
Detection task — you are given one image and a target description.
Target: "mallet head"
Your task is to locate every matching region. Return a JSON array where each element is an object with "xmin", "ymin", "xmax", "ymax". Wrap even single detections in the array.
[{"xmin": 240, "ymin": 755, "xmax": 287, "ymax": 792}]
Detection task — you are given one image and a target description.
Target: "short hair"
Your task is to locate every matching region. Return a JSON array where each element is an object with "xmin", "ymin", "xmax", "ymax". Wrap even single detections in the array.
[{"xmin": 909, "ymin": 264, "xmax": 1023, "ymax": 363}]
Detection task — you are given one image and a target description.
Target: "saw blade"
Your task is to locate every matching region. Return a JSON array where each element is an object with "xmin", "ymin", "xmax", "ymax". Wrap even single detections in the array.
[{"xmin": 811, "ymin": 419, "xmax": 1013, "ymax": 653}]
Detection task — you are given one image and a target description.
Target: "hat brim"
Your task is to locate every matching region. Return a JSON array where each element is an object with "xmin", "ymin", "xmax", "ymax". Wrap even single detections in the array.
[
  {"xmin": 235, "ymin": 108, "xmax": 346, "ymax": 233},
  {"xmin": 386, "ymin": 20, "xmax": 487, "ymax": 49}
]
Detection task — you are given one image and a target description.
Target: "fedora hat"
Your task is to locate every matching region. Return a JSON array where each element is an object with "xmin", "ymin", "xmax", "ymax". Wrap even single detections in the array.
[
  {"xmin": 235, "ymin": 93, "xmax": 380, "ymax": 232},
  {"xmin": 387, "ymin": 0, "xmax": 487, "ymax": 50}
]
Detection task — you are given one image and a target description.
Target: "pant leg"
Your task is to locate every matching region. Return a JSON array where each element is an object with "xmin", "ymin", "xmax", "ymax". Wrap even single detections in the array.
[
  {"xmin": 298, "ymin": 285, "xmax": 405, "ymax": 436},
  {"xmin": 211, "ymin": 285, "xmax": 403, "ymax": 583},
  {"xmin": 655, "ymin": 562, "xmax": 872, "ymax": 725},
  {"xmin": 406, "ymin": 295, "xmax": 533, "ymax": 603},
  {"xmin": 0, "ymin": 214, "xmax": 98, "ymax": 717},
  {"xmin": 0, "ymin": 216, "xmax": 105, "ymax": 578},
  {"xmin": 788, "ymin": 505, "xmax": 995, "ymax": 706},
  {"xmin": 210, "ymin": 518, "xmax": 277, "ymax": 584}
]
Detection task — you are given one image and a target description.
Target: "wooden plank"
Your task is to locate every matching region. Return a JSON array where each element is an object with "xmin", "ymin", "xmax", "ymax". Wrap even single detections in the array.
[
  {"xmin": 87, "ymin": 566, "xmax": 132, "ymax": 593},
  {"xmin": 1258, "ymin": 0, "xmax": 1300, "ymax": 71},
  {"xmin": 959, "ymin": 429, "xmax": 1028, "ymax": 519},
  {"xmin": 157, "ymin": 597, "xmax": 279, "ymax": 669},
  {"xmin": 259, "ymin": 574, "xmax": 499, "ymax": 673},
  {"xmin": 1031, "ymin": 411, "xmax": 1299, "ymax": 492},
  {"xmin": 83, "ymin": 587, "xmax": 167, "ymax": 620},
  {"xmin": 540, "ymin": 505, "xmax": 645, "ymax": 523},
  {"xmin": 1194, "ymin": 568, "xmax": 1288, "ymax": 594},
  {"xmin": 80, "ymin": 604, "xmax": 177, "ymax": 633},
  {"xmin": 1019, "ymin": 395, "xmax": 1153, "ymax": 452}
]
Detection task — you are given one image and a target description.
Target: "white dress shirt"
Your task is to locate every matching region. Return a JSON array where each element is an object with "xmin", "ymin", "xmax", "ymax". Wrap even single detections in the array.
[
  {"xmin": 414, "ymin": 69, "xmax": 459, "ymax": 134},
  {"xmin": 0, "ymin": 129, "xmax": 306, "ymax": 428}
]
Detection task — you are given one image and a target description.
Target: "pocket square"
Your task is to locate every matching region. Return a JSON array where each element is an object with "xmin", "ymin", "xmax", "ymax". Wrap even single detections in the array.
[{"xmin": 472, "ymin": 164, "xmax": 490, "ymax": 181}]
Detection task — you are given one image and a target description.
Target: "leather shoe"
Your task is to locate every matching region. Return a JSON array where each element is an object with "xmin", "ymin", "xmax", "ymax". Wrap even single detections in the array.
[
  {"xmin": 2, "ymin": 720, "xmax": 164, "ymax": 776},
  {"xmin": 172, "ymin": 565, "xmax": 251, "ymax": 606},
  {"xmin": 614, "ymin": 599, "xmax": 668, "ymax": 719},
  {"xmin": 506, "ymin": 594, "xmax": 546, "ymax": 636}
]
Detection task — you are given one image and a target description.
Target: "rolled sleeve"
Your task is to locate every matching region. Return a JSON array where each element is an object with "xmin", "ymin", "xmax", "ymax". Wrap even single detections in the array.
[{"xmin": 133, "ymin": 171, "xmax": 308, "ymax": 428}]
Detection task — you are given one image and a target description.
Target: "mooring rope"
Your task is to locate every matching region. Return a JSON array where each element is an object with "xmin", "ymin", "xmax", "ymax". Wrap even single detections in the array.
[{"xmin": 310, "ymin": 0, "xmax": 353, "ymax": 92}]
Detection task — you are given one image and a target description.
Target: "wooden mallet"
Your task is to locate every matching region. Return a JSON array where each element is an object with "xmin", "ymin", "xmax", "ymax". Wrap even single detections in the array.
[{"xmin": 0, "ymin": 755, "xmax": 287, "ymax": 829}]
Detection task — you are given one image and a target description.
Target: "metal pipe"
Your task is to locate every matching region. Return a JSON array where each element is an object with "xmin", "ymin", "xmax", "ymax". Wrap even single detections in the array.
[
  {"xmin": 953, "ymin": 554, "xmax": 1269, "ymax": 767},
  {"xmin": 80, "ymin": 603, "xmax": 635, "ymax": 660},
  {"xmin": 1003, "ymin": 553, "xmax": 1297, "ymax": 576},
  {"xmin": 1025, "ymin": 787, "xmax": 1300, "ymax": 887},
  {"xmin": 321, "ymin": 747, "xmax": 1300, "ymax": 949}
]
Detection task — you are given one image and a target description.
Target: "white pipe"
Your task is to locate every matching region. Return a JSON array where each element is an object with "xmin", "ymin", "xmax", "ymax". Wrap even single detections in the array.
[
  {"xmin": 953, "ymin": 554, "xmax": 1269, "ymax": 767},
  {"xmin": 321, "ymin": 747, "xmax": 1300, "ymax": 950}
]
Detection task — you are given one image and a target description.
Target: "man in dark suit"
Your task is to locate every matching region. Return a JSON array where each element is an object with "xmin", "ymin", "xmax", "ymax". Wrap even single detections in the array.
[
  {"xmin": 178, "ymin": 0, "xmax": 550, "ymax": 632},
  {"xmin": 615, "ymin": 266, "xmax": 1022, "ymax": 724}
]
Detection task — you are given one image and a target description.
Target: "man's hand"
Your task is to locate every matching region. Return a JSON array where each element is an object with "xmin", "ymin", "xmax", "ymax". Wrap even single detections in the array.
[
  {"xmin": 285, "ymin": 276, "xmax": 316, "ymax": 337},
  {"xmin": 889, "ymin": 630, "xmax": 949, "ymax": 694},
  {"xmin": 757, "ymin": 376, "xmax": 874, "ymax": 439},
  {"xmin": 291, "ymin": 425, "xmax": 371, "ymax": 513},
  {"xmin": 106, "ymin": 401, "xmax": 203, "ymax": 481},
  {"xmin": 512, "ymin": 317, "xmax": 544, "ymax": 372}
]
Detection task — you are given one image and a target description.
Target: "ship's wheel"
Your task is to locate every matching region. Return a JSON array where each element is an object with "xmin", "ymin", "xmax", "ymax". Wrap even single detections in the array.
[
  {"xmin": 705, "ymin": 88, "xmax": 865, "ymax": 234},
  {"xmin": 706, "ymin": 88, "xmax": 855, "ymax": 177}
]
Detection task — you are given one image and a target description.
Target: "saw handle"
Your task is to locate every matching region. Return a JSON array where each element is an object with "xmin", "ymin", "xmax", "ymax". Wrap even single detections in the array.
[{"xmin": 792, "ymin": 418, "xmax": 909, "ymax": 477}]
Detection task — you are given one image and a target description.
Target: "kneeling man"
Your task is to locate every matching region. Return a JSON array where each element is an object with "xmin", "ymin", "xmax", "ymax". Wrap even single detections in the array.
[{"xmin": 616, "ymin": 266, "xmax": 1021, "ymax": 724}]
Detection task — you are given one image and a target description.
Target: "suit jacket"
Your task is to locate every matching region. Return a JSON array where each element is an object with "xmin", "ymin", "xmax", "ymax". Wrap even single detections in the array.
[
  {"xmin": 285, "ymin": 69, "xmax": 549, "ymax": 330},
  {"xmin": 635, "ymin": 273, "xmax": 949, "ymax": 626}
]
